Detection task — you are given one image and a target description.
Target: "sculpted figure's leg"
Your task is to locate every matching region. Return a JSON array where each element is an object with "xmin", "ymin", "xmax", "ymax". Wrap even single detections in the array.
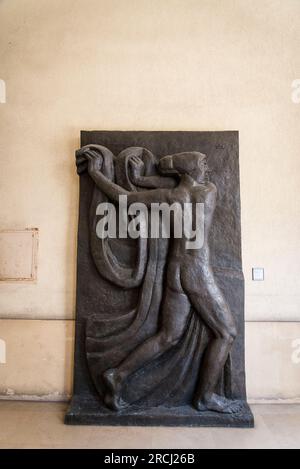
[
  {"xmin": 181, "ymin": 268, "xmax": 241, "ymax": 413},
  {"xmin": 103, "ymin": 285, "xmax": 191, "ymax": 410}
]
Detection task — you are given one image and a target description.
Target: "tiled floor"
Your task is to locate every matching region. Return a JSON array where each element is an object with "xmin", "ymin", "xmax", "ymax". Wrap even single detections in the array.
[{"xmin": 0, "ymin": 401, "xmax": 299, "ymax": 449}]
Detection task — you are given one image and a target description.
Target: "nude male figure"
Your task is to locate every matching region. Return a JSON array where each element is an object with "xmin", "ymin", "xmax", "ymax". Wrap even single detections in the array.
[{"xmin": 77, "ymin": 145, "xmax": 240, "ymax": 414}]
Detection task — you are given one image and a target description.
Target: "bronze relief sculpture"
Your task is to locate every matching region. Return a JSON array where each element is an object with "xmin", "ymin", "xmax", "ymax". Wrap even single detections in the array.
[{"xmin": 66, "ymin": 131, "xmax": 254, "ymax": 427}]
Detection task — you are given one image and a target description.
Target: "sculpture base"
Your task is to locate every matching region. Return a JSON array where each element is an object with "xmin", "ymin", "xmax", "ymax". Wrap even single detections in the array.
[{"xmin": 65, "ymin": 396, "xmax": 254, "ymax": 428}]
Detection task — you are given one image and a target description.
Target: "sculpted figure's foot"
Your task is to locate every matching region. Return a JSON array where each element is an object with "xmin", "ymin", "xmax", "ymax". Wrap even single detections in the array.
[
  {"xmin": 104, "ymin": 392, "xmax": 128, "ymax": 411},
  {"xmin": 193, "ymin": 393, "xmax": 243, "ymax": 414},
  {"xmin": 103, "ymin": 368, "xmax": 126, "ymax": 411}
]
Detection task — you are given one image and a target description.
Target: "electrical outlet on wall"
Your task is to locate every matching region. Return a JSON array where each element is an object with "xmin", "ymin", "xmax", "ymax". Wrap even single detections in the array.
[{"xmin": 252, "ymin": 267, "xmax": 264, "ymax": 281}]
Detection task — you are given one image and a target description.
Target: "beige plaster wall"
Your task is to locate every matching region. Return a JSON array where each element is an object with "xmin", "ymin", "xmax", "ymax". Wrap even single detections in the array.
[{"xmin": 0, "ymin": 0, "xmax": 299, "ymax": 400}]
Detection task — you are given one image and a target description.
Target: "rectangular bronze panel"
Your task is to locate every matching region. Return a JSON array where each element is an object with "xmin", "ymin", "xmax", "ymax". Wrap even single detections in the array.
[{"xmin": 66, "ymin": 131, "xmax": 253, "ymax": 427}]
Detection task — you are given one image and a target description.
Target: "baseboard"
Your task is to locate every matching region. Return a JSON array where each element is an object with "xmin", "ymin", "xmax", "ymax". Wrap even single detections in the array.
[
  {"xmin": 1, "ymin": 394, "xmax": 299, "ymax": 405},
  {"xmin": 0, "ymin": 393, "xmax": 70, "ymax": 402},
  {"xmin": 248, "ymin": 398, "xmax": 300, "ymax": 404}
]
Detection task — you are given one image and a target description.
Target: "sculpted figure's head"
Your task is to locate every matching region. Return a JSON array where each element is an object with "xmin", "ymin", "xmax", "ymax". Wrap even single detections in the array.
[{"xmin": 158, "ymin": 151, "xmax": 209, "ymax": 183}]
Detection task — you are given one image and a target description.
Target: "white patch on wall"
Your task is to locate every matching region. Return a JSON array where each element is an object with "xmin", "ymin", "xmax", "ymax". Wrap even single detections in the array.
[
  {"xmin": 0, "ymin": 229, "xmax": 38, "ymax": 281},
  {"xmin": 0, "ymin": 339, "xmax": 6, "ymax": 364},
  {"xmin": 0, "ymin": 79, "xmax": 6, "ymax": 103}
]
